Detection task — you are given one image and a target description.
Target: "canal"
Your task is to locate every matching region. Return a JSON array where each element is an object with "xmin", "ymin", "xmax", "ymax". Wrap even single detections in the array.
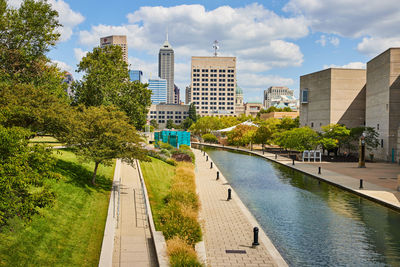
[{"xmin": 203, "ymin": 147, "xmax": 400, "ymax": 266}]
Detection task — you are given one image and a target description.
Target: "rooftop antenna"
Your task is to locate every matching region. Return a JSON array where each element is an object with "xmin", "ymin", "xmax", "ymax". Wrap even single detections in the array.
[
  {"xmin": 166, "ymin": 27, "xmax": 168, "ymax": 42},
  {"xmin": 213, "ymin": 40, "xmax": 219, "ymax": 56}
]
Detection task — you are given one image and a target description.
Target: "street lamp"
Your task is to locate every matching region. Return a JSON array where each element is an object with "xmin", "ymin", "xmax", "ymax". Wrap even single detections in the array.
[{"xmin": 358, "ymin": 132, "xmax": 366, "ymax": 168}]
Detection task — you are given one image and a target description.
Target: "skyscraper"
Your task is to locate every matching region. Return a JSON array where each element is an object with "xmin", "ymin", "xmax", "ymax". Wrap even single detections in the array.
[
  {"xmin": 158, "ymin": 35, "xmax": 174, "ymax": 104},
  {"xmin": 100, "ymin": 35, "xmax": 128, "ymax": 65},
  {"xmin": 129, "ymin": 70, "xmax": 143, "ymax": 82},
  {"xmin": 190, "ymin": 56, "xmax": 236, "ymax": 116},
  {"xmin": 174, "ymin": 84, "xmax": 180, "ymax": 104},
  {"xmin": 148, "ymin": 78, "xmax": 167, "ymax": 104}
]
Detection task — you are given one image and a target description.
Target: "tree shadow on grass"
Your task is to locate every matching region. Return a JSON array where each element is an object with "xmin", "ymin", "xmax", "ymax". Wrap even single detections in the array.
[{"xmin": 54, "ymin": 159, "xmax": 112, "ymax": 193}]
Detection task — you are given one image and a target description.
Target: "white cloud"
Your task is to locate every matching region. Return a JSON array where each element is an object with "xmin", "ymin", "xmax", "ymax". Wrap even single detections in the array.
[
  {"xmin": 7, "ymin": 0, "xmax": 84, "ymax": 42},
  {"xmin": 357, "ymin": 37, "xmax": 400, "ymax": 56},
  {"xmin": 52, "ymin": 60, "xmax": 74, "ymax": 73},
  {"xmin": 316, "ymin": 35, "xmax": 339, "ymax": 47},
  {"xmin": 323, "ymin": 62, "xmax": 366, "ymax": 69},
  {"xmin": 330, "ymin": 36, "xmax": 339, "ymax": 46},
  {"xmin": 316, "ymin": 35, "xmax": 326, "ymax": 46},
  {"xmin": 73, "ymin": 48, "xmax": 88, "ymax": 63}
]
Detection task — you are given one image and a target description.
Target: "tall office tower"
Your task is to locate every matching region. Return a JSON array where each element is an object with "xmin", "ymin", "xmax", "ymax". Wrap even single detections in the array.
[
  {"xmin": 100, "ymin": 35, "xmax": 128, "ymax": 65},
  {"xmin": 174, "ymin": 84, "xmax": 180, "ymax": 104},
  {"xmin": 185, "ymin": 86, "xmax": 191, "ymax": 104},
  {"xmin": 158, "ymin": 35, "xmax": 175, "ymax": 104},
  {"xmin": 129, "ymin": 70, "xmax": 143, "ymax": 82},
  {"xmin": 263, "ymin": 86, "xmax": 294, "ymax": 109},
  {"xmin": 190, "ymin": 56, "xmax": 236, "ymax": 116},
  {"xmin": 148, "ymin": 78, "xmax": 167, "ymax": 104}
]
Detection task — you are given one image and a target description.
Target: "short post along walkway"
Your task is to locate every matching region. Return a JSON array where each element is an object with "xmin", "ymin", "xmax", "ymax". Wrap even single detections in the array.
[
  {"xmin": 193, "ymin": 149, "xmax": 287, "ymax": 267},
  {"xmin": 112, "ymin": 161, "xmax": 157, "ymax": 267}
]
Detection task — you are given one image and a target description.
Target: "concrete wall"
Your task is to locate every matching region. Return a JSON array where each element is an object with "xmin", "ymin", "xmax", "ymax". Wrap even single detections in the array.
[
  {"xmin": 389, "ymin": 49, "xmax": 400, "ymax": 162},
  {"xmin": 261, "ymin": 111, "xmax": 299, "ymax": 120}
]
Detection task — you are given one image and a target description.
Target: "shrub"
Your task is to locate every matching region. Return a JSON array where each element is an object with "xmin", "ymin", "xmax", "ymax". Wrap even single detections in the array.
[
  {"xmin": 146, "ymin": 150, "xmax": 176, "ymax": 166},
  {"xmin": 159, "ymin": 142, "xmax": 175, "ymax": 151},
  {"xmin": 171, "ymin": 153, "xmax": 192, "ymax": 163},
  {"xmin": 167, "ymin": 237, "xmax": 203, "ymax": 267},
  {"xmin": 179, "ymin": 144, "xmax": 191, "ymax": 150},
  {"xmin": 202, "ymin": 133, "xmax": 218, "ymax": 143},
  {"xmin": 171, "ymin": 149, "xmax": 195, "ymax": 163},
  {"xmin": 160, "ymin": 149, "xmax": 171, "ymax": 157}
]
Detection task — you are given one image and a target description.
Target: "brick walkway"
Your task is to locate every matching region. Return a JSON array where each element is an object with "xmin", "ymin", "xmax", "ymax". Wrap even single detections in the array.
[
  {"xmin": 112, "ymin": 161, "xmax": 157, "ymax": 267},
  {"xmin": 193, "ymin": 149, "xmax": 287, "ymax": 267}
]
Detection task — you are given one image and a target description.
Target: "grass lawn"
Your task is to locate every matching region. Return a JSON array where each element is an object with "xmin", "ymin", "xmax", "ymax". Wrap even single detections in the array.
[
  {"xmin": 140, "ymin": 157, "xmax": 175, "ymax": 230},
  {"xmin": 0, "ymin": 149, "xmax": 114, "ymax": 266},
  {"xmin": 29, "ymin": 135, "xmax": 65, "ymax": 147}
]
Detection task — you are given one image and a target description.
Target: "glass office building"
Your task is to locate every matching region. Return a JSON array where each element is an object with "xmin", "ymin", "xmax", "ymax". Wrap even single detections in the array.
[
  {"xmin": 149, "ymin": 78, "xmax": 167, "ymax": 104},
  {"xmin": 129, "ymin": 70, "xmax": 143, "ymax": 82}
]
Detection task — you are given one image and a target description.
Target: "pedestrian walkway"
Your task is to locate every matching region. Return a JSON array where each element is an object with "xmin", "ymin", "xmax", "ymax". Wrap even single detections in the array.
[
  {"xmin": 195, "ymin": 143, "xmax": 400, "ymax": 211},
  {"xmin": 193, "ymin": 149, "xmax": 287, "ymax": 267},
  {"xmin": 112, "ymin": 161, "xmax": 157, "ymax": 267}
]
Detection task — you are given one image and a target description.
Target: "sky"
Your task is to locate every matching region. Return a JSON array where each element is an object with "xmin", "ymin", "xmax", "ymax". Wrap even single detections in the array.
[{"xmin": 7, "ymin": 0, "xmax": 400, "ymax": 102}]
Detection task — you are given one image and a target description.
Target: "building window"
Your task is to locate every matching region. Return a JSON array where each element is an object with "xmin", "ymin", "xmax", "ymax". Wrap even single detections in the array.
[
  {"xmin": 311, "ymin": 122, "xmax": 314, "ymax": 128},
  {"xmin": 381, "ymin": 139, "xmax": 384, "ymax": 148},
  {"xmin": 301, "ymin": 88, "xmax": 308, "ymax": 103},
  {"xmin": 377, "ymin": 124, "xmax": 379, "ymax": 130}
]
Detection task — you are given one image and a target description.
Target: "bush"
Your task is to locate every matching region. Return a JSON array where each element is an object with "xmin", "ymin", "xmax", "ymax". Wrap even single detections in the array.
[
  {"xmin": 202, "ymin": 133, "xmax": 218, "ymax": 143},
  {"xmin": 160, "ymin": 149, "xmax": 171, "ymax": 157},
  {"xmin": 167, "ymin": 237, "xmax": 203, "ymax": 267},
  {"xmin": 171, "ymin": 149, "xmax": 195, "ymax": 164},
  {"xmin": 179, "ymin": 144, "xmax": 191, "ymax": 150},
  {"xmin": 159, "ymin": 142, "xmax": 175, "ymax": 151},
  {"xmin": 146, "ymin": 150, "xmax": 176, "ymax": 166}
]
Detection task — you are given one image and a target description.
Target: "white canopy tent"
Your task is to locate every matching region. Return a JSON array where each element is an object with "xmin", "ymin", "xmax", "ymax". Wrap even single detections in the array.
[{"xmin": 215, "ymin": 120, "xmax": 259, "ymax": 133}]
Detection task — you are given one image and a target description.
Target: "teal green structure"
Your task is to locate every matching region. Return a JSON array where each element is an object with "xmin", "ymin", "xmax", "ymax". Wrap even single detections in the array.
[{"xmin": 154, "ymin": 130, "xmax": 191, "ymax": 148}]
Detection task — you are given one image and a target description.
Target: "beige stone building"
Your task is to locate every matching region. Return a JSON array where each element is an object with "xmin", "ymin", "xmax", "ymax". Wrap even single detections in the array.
[
  {"xmin": 261, "ymin": 111, "xmax": 299, "ymax": 120},
  {"xmin": 235, "ymin": 85, "xmax": 245, "ymax": 115},
  {"xmin": 366, "ymin": 48, "xmax": 400, "ymax": 162},
  {"xmin": 300, "ymin": 68, "xmax": 366, "ymax": 130},
  {"xmin": 190, "ymin": 56, "xmax": 236, "ymax": 116},
  {"xmin": 147, "ymin": 104, "xmax": 189, "ymax": 129},
  {"xmin": 244, "ymin": 102, "xmax": 263, "ymax": 117},
  {"xmin": 100, "ymin": 35, "xmax": 128, "ymax": 64}
]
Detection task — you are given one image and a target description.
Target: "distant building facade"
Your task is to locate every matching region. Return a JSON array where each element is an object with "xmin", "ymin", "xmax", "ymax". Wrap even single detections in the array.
[
  {"xmin": 366, "ymin": 48, "xmax": 400, "ymax": 162},
  {"xmin": 174, "ymin": 84, "xmax": 180, "ymax": 104},
  {"xmin": 63, "ymin": 72, "xmax": 74, "ymax": 97},
  {"xmin": 147, "ymin": 104, "xmax": 190, "ymax": 129},
  {"xmin": 299, "ymin": 68, "xmax": 366, "ymax": 131},
  {"xmin": 190, "ymin": 56, "xmax": 236, "ymax": 116},
  {"xmin": 100, "ymin": 35, "xmax": 128, "ymax": 64},
  {"xmin": 244, "ymin": 102, "xmax": 263, "ymax": 117},
  {"xmin": 148, "ymin": 78, "xmax": 167, "ymax": 104},
  {"xmin": 235, "ymin": 85, "xmax": 245, "ymax": 115},
  {"xmin": 263, "ymin": 86, "xmax": 295, "ymax": 109},
  {"xmin": 159, "ymin": 36, "xmax": 175, "ymax": 104},
  {"xmin": 129, "ymin": 70, "xmax": 143, "ymax": 82},
  {"xmin": 261, "ymin": 111, "xmax": 299, "ymax": 120},
  {"xmin": 185, "ymin": 86, "xmax": 191, "ymax": 104}
]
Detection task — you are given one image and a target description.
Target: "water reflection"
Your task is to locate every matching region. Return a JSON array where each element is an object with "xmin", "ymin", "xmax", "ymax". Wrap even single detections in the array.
[{"xmin": 203, "ymin": 147, "xmax": 400, "ymax": 266}]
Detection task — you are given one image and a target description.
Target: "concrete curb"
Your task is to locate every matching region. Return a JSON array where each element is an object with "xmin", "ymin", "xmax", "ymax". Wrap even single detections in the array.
[
  {"xmin": 98, "ymin": 159, "xmax": 121, "ymax": 267},
  {"xmin": 194, "ymin": 148, "xmax": 288, "ymax": 267},
  {"xmin": 194, "ymin": 143, "xmax": 400, "ymax": 212},
  {"xmin": 137, "ymin": 160, "xmax": 170, "ymax": 267}
]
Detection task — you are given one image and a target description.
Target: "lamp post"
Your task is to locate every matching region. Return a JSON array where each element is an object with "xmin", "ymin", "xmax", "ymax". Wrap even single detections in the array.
[{"xmin": 358, "ymin": 133, "xmax": 366, "ymax": 168}]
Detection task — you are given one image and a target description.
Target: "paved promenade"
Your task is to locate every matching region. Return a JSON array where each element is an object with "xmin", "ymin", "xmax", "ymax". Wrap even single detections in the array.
[
  {"xmin": 193, "ymin": 149, "xmax": 287, "ymax": 267},
  {"xmin": 112, "ymin": 161, "xmax": 157, "ymax": 267},
  {"xmin": 195, "ymin": 143, "xmax": 400, "ymax": 211}
]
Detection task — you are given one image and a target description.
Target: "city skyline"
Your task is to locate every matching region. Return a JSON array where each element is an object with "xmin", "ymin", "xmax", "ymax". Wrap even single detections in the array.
[{"xmin": 9, "ymin": 0, "xmax": 400, "ymax": 102}]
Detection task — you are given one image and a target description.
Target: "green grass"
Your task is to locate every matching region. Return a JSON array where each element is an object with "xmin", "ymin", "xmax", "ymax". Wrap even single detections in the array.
[
  {"xmin": 140, "ymin": 157, "xmax": 175, "ymax": 230},
  {"xmin": 0, "ymin": 149, "xmax": 114, "ymax": 267},
  {"xmin": 29, "ymin": 135, "xmax": 65, "ymax": 147}
]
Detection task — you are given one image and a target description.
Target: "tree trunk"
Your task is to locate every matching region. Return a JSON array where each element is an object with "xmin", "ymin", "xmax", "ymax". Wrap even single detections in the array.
[{"xmin": 92, "ymin": 162, "xmax": 99, "ymax": 185}]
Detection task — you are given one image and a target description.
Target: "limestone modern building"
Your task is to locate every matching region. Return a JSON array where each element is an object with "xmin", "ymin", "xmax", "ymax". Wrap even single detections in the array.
[
  {"xmin": 100, "ymin": 35, "xmax": 128, "ymax": 64},
  {"xmin": 147, "ymin": 104, "xmax": 190, "ymax": 129},
  {"xmin": 366, "ymin": 48, "xmax": 400, "ymax": 162},
  {"xmin": 159, "ymin": 36, "xmax": 175, "ymax": 104},
  {"xmin": 299, "ymin": 68, "xmax": 366, "ymax": 130},
  {"xmin": 190, "ymin": 56, "xmax": 236, "ymax": 116},
  {"xmin": 148, "ymin": 78, "xmax": 167, "ymax": 104},
  {"xmin": 244, "ymin": 102, "xmax": 263, "ymax": 117},
  {"xmin": 263, "ymin": 86, "xmax": 295, "ymax": 109}
]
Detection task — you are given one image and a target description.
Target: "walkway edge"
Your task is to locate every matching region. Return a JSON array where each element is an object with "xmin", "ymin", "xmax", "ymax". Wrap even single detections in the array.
[
  {"xmin": 137, "ymin": 160, "xmax": 170, "ymax": 267},
  {"xmin": 98, "ymin": 159, "xmax": 121, "ymax": 267}
]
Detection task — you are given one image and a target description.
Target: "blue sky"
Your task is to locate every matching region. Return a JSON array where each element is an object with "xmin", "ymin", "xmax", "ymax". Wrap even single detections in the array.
[{"xmin": 8, "ymin": 0, "xmax": 400, "ymax": 102}]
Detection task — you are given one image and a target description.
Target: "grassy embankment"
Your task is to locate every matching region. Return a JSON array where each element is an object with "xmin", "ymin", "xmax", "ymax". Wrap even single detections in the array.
[
  {"xmin": 0, "ymin": 149, "xmax": 114, "ymax": 266},
  {"xmin": 29, "ymin": 135, "xmax": 65, "ymax": 147},
  {"xmin": 141, "ymin": 157, "xmax": 203, "ymax": 266}
]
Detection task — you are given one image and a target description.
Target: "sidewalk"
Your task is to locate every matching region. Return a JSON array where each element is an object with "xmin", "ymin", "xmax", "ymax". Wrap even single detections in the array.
[
  {"xmin": 112, "ymin": 161, "xmax": 158, "ymax": 267},
  {"xmin": 193, "ymin": 149, "xmax": 287, "ymax": 267},
  {"xmin": 195, "ymin": 143, "xmax": 400, "ymax": 211}
]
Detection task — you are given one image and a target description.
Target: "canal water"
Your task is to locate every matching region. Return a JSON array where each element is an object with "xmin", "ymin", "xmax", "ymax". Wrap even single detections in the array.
[{"xmin": 203, "ymin": 147, "xmax": 400, "ymax": 266}]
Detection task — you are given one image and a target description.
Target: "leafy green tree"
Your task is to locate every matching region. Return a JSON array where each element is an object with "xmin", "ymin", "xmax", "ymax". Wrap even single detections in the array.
[
  {"xmin": 275, "ymin": 127, "xmax": 319, "ymax": 152},
  {"xmin": 0, "ymin": 125, "xmax": 56, "ymax": 227},
  {"xmin": 253, "ymin": 124, "xmax": 273, "ymax": 148},
  {"xmin": 278, "ymin": 117, "xmax": 299, "ymax": 131},
  {"xmin": 188, "ymin": 103, "xmax": 197, "ymax": 122},
  {"xmin": 181, "ymin": 117, "xmax": 193, "ymax": 130},
  {"xmin": 166, "ymin": 119, "xmax": 174, "ymax": 129},
  {"xmin": 61, "ymin": 105, "xmax": 149, "ymax": 184},
  {"xmin": 320, "ymin": 124, "xmax": 350, "ymax": 154},
  {"xmin": 227, "ymin": 125, "xmax": 257, "ymax": 147},
  {"xmin": 150, "ymin": 119, "xmax": 159, "ymax": 129},
  {"xmin": 202, "ymin": 133, "xmax": 218, "ymax": 143},
  {"xmin": 345, "ymin": 126, "xmax": 380, "ymax": 152}
]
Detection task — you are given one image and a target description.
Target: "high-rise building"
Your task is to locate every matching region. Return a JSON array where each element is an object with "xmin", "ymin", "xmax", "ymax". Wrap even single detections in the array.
[
  {"xmin": 129, "ymin": 70, "xmax": 143, "ymax": 82},
  {"xmin": 63, "ymin": 72, "xmax": 74, "ymax": 97},
  {"xmin": 185, "ymin": 86, "xmax": 191, "ymax": 104},
  {"xmin": 148, "ymin": 78, "xmax": 167, "ymax": 104},
  {"xmin": 158, "ymin": 35, "xmax": 174, "ymax": 104},
  {"xmin": 100, "ymin": 35, "xmax": 128, "ymax": 64},
  {"xmin": 174, "ymin": 84, "xmax": 180, "ymax": 104},
  {"xmin": 190, "ymin": 56, "xmax": 236, "ymax": 116},
  {"xmin": 263, "ymin": 86, "xmax": 294, "ymax": 109}
]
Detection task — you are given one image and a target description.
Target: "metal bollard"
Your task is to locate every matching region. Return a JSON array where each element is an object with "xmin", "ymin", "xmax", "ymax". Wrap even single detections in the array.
[
  {"xmin": 210, "ymin": 162, "xmax": 213, "ymax": 169},
  {"xmin": 318, "ymin": 167, "xmax": 321, "ymax": 174},
  {"xmin": 359, "ymin": 179, "xmax": 363, "ymax": 189},
  {"xmin": 206, "ymin": 155, "xmax": 208, "ymax": 161},
  {"xmin": 275, "ymin": 154, "xmax": 277, "ymax": 159},
  {"xmin": 203, "ymin": 151, "xmax": 205, "ymax": 156},
  {"xmin": 217, "ymin": 171, "xmax": 219, "ymax": 180},
  {"xmin": 262, "ymin": 149, "xmax": 264, "ymax": 155},
  {"xmin": 252, "ymin": 227, "xmax": 260, "ymax": 246},
  {"xmin": 227, "ymin": 188, "xmax": 232, "ymax": 200},
  {"xmin": 292, "ymin": 159, "xmax": 295, "ymax": 165}
]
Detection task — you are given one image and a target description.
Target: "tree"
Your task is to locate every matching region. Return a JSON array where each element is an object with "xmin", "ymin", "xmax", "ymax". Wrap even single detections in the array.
[
  {"xmin": 181, "ymin": 117, "xmax": 193, "ymax": 130},
  {"xmin": 278, "ymin": 117, "xmax": 299, "ymax": 131},
  {"xmin": 227, "ymin": 125, "xmax": 257, "ymax": 147},
  {"xmin": 202, "ymin": 133, "xmax": 218, "ymax": 143},
  {"xmin": 275, "ymin": 127, "xmax": 319, "ymax": 152},
  {"xmin": 320, "ymin": 124, "xmax": 350, "ymax": 155},
  {"xmin": 150, "ymin": 119, "xmax": 159, "ymax": 130},
  {"xmin": 61, "ymin": 105, "xmax": 149, "ymax": 184},
  {"xmin": 253, "ymin": 124, "xmax": 273, "ymax": 148},
  {"xmin": 166, "ymin": 119, "xmax": 174, "ymax": 129},
  {"xmin": 74, "ymin": 46, "xmax": 152, "ymax": 129},
  {"xmin": 188, "ymin": 103, "xmax": 197, "ymax": 122}
]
